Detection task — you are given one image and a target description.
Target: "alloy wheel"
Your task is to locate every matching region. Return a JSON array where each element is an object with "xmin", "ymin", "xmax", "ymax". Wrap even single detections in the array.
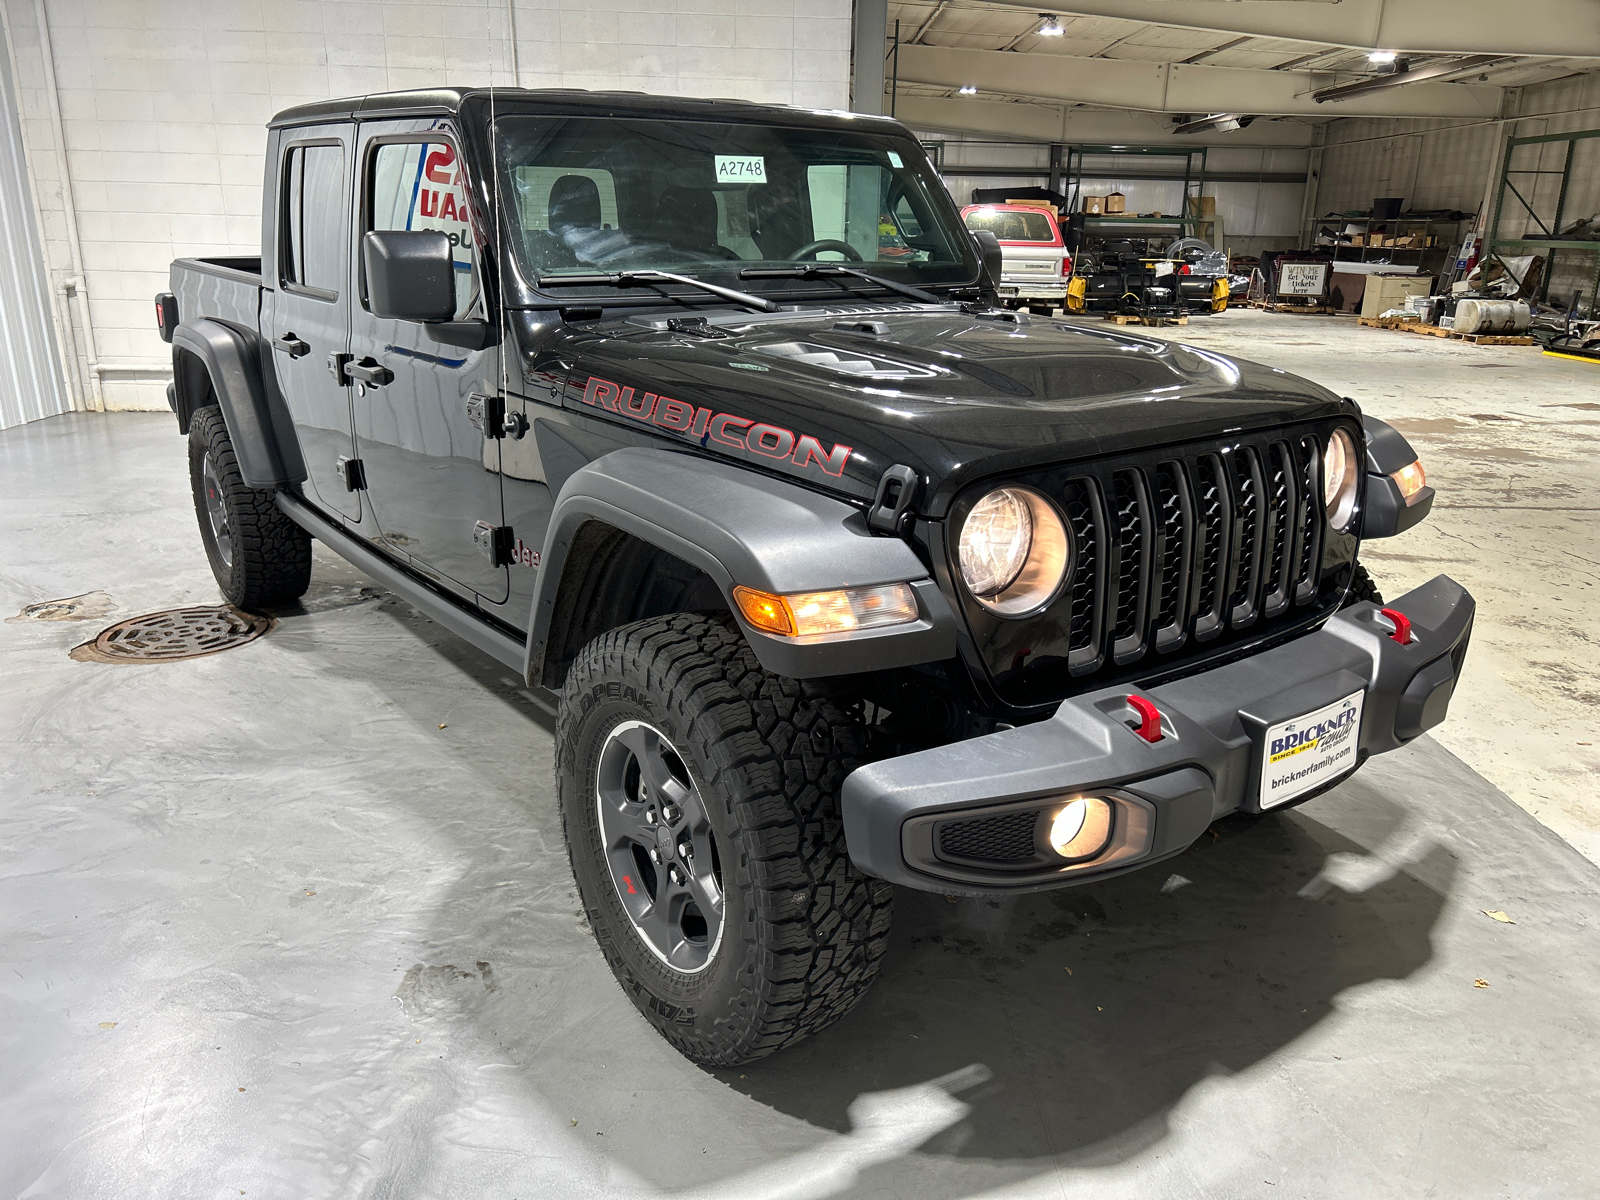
[{"xmin": 594, "ymin": 720, "xmax": 725, "ymax": 974}]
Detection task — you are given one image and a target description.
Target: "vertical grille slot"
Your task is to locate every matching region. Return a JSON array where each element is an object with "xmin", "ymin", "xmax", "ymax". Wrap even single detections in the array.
[
  {"xmin": 1151, "ymin": 460, "xmax": 1193, "ymax": 653},
  {"xmin": 1191, "ymin": 454, "xmax": 1232, "ymax": 641},
  {"xmin": 1262, "ymin": 442, "xmax": 1296, "ymax": 618},
  {"xmin": 1110, "ymin": 470, "xmax": 1153, "ymax": 663},
  {"xmin": 1227, "ymin": 446, "xmax": 1266, "ymax": 630},
  {"xmin": 1295, "ymin": 435, "xmax": 1324, "ymax": 605},
  {"xmin": 1063, "ymin": 477, "xmax": 1109, "ymax": 675}
]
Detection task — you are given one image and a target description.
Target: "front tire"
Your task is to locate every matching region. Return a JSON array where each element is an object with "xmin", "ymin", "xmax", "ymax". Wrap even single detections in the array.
[
  {"xmin": 1342, "ymin": 562, "xmax": 1384, "ymax": 608},
  {"xmin": 188, "ymin": 406, "xmax": 311, "ymax": 609},
  {"xmin": 556, "ymin": 612, "xmax": 892, "ymax": 1065}
]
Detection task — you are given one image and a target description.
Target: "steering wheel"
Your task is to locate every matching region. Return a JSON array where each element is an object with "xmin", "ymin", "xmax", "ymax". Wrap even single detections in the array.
[{"xmin": 786, "ymin": 239, "xmax": 864, "ymax": 262}]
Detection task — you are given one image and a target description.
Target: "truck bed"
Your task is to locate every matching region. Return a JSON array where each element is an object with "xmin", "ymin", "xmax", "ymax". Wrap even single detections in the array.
[{"xmin": 170, "ymin": 256, "xmax": 263, "ymax": 331}]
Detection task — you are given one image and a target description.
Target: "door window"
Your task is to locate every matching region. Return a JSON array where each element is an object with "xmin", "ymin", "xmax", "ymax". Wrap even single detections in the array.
[
  {"xmin": 281, "ymin": 144, "xmax": 345, "ymax": 296},
  {"xmin": 367, "ymin": 140, "xmax": 481, "ymax": 320}
]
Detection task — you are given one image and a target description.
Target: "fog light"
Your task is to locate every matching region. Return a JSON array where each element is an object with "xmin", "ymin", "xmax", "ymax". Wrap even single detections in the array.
[{"xmin": 1048, "ymin": 797, "xmax": 1114, "ymax": 861}]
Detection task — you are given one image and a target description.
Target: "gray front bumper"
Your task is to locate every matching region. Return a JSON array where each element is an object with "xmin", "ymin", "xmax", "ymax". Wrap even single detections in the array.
[{"xmin": 842, "ymin": 575, "xmax": 1475, "ymax": 894}]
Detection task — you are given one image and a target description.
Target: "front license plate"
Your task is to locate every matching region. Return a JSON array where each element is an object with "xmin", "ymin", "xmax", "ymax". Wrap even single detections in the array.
[
  {"xmin": 1258, "ymin": 690, "xmax": 1364, "ymax": 809},
  {"xmin": 998, "ymin": 286, "xmax": 1018, "ymax": 296}
]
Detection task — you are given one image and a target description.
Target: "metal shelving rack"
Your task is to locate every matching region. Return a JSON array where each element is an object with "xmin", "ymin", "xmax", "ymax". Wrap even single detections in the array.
[
  {"xmin": 1487, "ymin": 126, "xmax": 1600, "ymax": 312},
  {"xmin": 1064, "ymin": 145, "xmax": 1208, "ymax": 222},
  {"xmin": 1303, "ymin": 215, "xmax": 1465, "ymax": 273}
]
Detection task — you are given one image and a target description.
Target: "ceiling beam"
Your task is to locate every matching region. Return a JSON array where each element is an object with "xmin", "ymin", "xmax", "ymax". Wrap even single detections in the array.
[
  {"xmin": 894, "ymin": 43, "xmax": 1504, "ymax": 118},
  {"xmin": 908, "ymin": 1, "xmax": 946, "ymax": 45},
  {"xmin": 894, "ymin": 93, "xmax": 1315, "ymax": 147},
  {"xmin": 975, "ymin": 0, "xmax": 1600, "ymax": 59}
]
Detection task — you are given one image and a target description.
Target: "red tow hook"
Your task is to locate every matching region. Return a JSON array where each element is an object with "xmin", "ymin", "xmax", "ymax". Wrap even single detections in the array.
[
  {"xmin": 1380, "ymin": 607, "xmax": 1413, "ymax": 646},
  {"xmin": 1127, "ymin": 695, "xmax": 1164, "ymax": 743}
]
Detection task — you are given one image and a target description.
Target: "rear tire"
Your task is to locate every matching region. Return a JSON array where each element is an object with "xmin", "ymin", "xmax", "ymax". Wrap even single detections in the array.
[
  {"xmin": 188, "ymin": 406, "xmax": 311, "ymax": 609},
  {"xmin": 556, "ymin": 612, "xmax": 892, "ymax": 1065}
]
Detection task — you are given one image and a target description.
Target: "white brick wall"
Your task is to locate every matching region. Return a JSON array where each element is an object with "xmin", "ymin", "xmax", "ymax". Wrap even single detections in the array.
[{"xmin": 0, "ymin": 0, "xmax": 853, "ymax": 411}]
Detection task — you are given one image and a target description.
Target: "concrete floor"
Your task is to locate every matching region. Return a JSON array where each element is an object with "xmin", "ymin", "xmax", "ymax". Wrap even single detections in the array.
[{"xmin": 3, "ymin": 326, "xmax": 1599, "ymax": 1198}]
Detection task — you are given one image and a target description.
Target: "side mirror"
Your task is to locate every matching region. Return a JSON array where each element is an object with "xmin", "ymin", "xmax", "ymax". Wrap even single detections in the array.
[
  {"xmin": 969, "ymin": 229, "xmax": 1003, "ymax": 291},
  {"xmin": 362, "ymin": 230, "xmax": 455, "ymax": 322}
]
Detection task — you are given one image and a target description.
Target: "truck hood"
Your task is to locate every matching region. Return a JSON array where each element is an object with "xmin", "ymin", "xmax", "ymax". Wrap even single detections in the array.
[{"xmin": 552, "ymin": 304, "xmax": 1349, "ymax": 517}]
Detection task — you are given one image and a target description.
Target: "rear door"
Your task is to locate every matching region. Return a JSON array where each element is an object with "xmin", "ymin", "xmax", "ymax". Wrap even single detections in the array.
[
  {"xmin": 268, "ymin": 126, "xmax": 362, "ymax": 521},
  {"xmin": 348, "ymin": 121, "xmax": 507, "ymax": 603}
]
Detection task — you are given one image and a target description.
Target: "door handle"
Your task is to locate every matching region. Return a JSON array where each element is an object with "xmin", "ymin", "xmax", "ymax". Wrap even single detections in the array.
[
  {"xmin": 344, "ymin": 357, "xmax": 393, "ymax": 387},
  {"xmin": 273, "ymin": 334, "xmax": 310, "ymax": 358}
]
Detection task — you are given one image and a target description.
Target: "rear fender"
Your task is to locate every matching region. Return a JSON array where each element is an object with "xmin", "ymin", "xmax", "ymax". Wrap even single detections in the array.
[
  {"xmin": 171, "ymin": 318, "xmax": 305, "ymax": 488},
  {"xmin": 526, "ymin": 448, "xmax": 959, "ymax": 684}
]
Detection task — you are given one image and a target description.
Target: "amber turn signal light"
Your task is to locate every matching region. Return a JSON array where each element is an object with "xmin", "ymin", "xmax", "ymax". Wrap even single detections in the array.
[
  {"xmin": 733, "ymin": 583, "xmax": 918, "ymax": 639},
  {"xmin": 1391, "ymin": 459, "xmax": 1427, "ymax": 505}
]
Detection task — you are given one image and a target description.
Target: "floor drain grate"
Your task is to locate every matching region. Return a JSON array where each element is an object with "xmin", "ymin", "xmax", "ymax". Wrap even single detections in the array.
[{"xmin": 70, "ymin": 605, "xmax": 274, "ymax": 664}]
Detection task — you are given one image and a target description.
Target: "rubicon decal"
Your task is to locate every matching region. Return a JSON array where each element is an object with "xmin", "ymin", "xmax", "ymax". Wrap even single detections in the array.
[{"xmin": 581, "ymin": 376, "xmax": 853, "ymax": 478}]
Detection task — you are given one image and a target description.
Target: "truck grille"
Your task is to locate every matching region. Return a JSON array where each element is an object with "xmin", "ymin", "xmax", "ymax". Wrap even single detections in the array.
[{"xmin": 959, "ymin": 423, "xmax": 1353, "ymax": 705}]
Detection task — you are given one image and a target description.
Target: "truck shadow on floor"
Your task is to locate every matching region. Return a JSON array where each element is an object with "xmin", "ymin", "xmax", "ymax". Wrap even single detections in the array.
[{"xmin": 716, "ymin": 791, "xmax": 1452, "ymax": 1169}]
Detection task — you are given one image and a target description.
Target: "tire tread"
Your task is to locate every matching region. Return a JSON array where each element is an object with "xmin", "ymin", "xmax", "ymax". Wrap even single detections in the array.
[{"xmin": 557, "ymin": 612, "xmax": 892, "ymax": 1065}]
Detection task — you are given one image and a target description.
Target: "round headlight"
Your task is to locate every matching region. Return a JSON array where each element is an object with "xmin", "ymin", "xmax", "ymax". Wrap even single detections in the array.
[
  {"xmin": 1322, "ymin": 428, "xmax": 1359, "ymax": 531},
  {"xmin": 957, "ymin": 486, "xmax": 1071, "ymax": 617}
]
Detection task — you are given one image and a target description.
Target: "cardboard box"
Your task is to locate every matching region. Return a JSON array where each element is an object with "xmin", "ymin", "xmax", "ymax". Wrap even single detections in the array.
[
  {"xmin": 1008, "ymin": 198, "xmax": 1059, "ymax": 219},
  {"xmin": 1360, "ymin": 275, "xmax": 1433, "ymax": 317},
  {"xmin": 1104, "ymin": 192, "xmax": 1126, "ymax": 213},
  {"xmin": 1369, "ymin": 233, "xmax": 1386, "ymax": 248},
  {"xmin": 1082, "ymin": 195, "xmax": 1104, "ymax": 214},
  {"xmin": 1350, "ymin": 234, "xmax": 1365, "ymax": 246}
]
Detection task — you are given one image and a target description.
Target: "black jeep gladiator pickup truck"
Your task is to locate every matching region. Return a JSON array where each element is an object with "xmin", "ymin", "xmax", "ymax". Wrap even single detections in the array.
[{"xmin": 157, "ymin": 88, "xmax": 1472, "ymax": 1066}]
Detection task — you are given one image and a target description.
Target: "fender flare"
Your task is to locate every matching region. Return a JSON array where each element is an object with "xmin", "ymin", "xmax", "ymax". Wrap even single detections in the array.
[
  {"xmin": 525, "ymin": 447, "xmax": 959, "ymax": 682},
  {"xmin": 171, "ymin": 318, "xmax": 306, "ymax": 488},
  {"xmin": 1360, "ymin": 415, "xmax": 1433, "ymax": 538}
]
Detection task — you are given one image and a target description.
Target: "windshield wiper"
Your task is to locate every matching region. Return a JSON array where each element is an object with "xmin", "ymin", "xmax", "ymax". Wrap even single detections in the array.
[
  {"xmin": 535, "ymin": 270, "xmax": 780, "ymax": 314},
  {"xmin": 739, "ymin": 265, "xmax": 944, "ymax": 305}
]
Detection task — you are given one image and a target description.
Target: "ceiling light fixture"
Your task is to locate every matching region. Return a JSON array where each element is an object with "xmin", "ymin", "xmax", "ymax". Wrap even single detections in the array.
[
  {"xmin": 1368, "ymin": 50, "xmax": 1397, "ymax": 65},
  {"xmin": 1038, "ymin": 14, "xmax": 1063, "ymax": 36},
  {"xmin": 959, "ymin": 85, "xmax": 977, "ymax": 94},
  {"xmin": 1314, "ymin": 54, "xmax": 1503, "ymax": 103}
]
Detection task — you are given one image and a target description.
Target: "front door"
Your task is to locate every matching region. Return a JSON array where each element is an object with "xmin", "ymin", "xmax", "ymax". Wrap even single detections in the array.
[
  {"xmin": 269, "ymin": 125, "xmax": 362, "ymax": 522},
  {"xmin": 349, "ymin": 122, "xmax": 506, "ymax": 603}
]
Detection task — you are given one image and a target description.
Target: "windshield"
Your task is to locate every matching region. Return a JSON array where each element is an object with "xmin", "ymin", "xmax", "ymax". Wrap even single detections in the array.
[
  {"xmin": 964, "ymin": 208, "xmax": 1056, "ymax": 242},
  {"xmin": 493, "ymin": 116, "xmax": 975, "ymax": 294}
]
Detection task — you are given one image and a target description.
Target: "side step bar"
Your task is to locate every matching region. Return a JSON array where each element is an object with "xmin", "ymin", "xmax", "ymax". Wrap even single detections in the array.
[{"xmin": 276, "ymin": 491, "xmax": 527, "ymax": 673}]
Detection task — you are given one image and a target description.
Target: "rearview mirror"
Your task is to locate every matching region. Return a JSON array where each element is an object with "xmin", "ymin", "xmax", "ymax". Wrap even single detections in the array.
[
  {"xmin": 969, "ymin": 229, "xmax": 1003, "ymax": 290},
  {"xmin": 362, "ymin": 230, "xmax": 455, "ymax": 322}
]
